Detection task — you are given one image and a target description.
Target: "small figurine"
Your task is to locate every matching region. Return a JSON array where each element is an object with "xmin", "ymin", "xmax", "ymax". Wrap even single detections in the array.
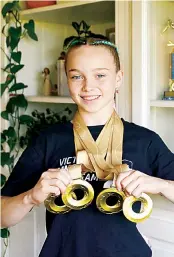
[
  {"xmin": 58, "ymin": 51, "xmax": 66, "ymax": 60},
  {"xmin": 57, "ymin": 51, "xmax": 69, "ymax": 96},
  {"xmin": 42, "ymin": 67, "xmax": 52, "ymax": 96}
]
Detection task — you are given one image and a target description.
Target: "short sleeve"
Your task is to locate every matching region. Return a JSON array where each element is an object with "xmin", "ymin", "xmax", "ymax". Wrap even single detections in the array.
[
  {"xmin": 148, "ymin": 133, "xmax": 174, "ymax": 180},
  {"xmin": 1, "ymin": 133, "xmax": 46, "ymax": 197}
]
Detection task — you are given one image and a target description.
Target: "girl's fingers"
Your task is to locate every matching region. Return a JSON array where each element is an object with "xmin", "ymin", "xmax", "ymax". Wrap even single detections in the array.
[
  {"xmin": 45, "ymin": 176, "xmax": 69, "ymax": 194},
  {"xmin": 44, "ymin": 185, "xmax": 60, "ymax": 196},
  {"xmin": 57, "ymin": 172, "xmax": 72, "ymax": 186},
  {"xmin": 124, "ymin": 179, "xmax": 140, "ymax": 195},
  {"xmin": 42, "ymin": 168, "xmax": 72, "ymax": 182},
  {"xmin": 115, "ymin": 170, "xmax": 133, "ymax": 191},
  {"xmin": 63, "ymin": 168, "xmax": 73, "ymax": 181},
  {"xmin": 131, "ymin": 185, "xmax": 143, "ymax": 198},
  {"xmin": 47, "ymin": 176, "xmax": 70, "ymax": 188},
  {"xmin": 41, "ymin": 169, "xmax": 59, "ymax": 179},
  {"xmin": 121, "ymin": 171, "xmax": 141, "ymax": 189},
  {"xmin": 52, "ymin": 179, "xmax": 67, "ymax": 194},
  {"xmin": 50, "ymin": 186, "xmax": 61, "ymax": 196},
  {"xmin": 40, "ymin": 168, "xmax": 72, "ymax": 197}
]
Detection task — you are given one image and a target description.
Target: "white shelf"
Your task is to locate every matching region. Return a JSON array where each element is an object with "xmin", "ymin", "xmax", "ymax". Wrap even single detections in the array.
[
  {"xmin": 21, "ymin": 1, "xmax": 104, "ymax": 14},
  {"xmin": 150, "ymin": 100, "xmax": 174, "ymax": 108},
  {"xmin": 26, "ymin": 96, "xmax": 75, "ymax": 104},
  {"xmin": 27, "ymin": 98, "xmax": 174, "ymax": 107},
  {"xmin": 20, "ymin": 0, "xmax": 114, "ymax": 24}
]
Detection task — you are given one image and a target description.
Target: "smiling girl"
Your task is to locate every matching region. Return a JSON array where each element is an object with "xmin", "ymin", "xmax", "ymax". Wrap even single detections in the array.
[{"xmin": 1, "ymin": 36, "xmax": 174, "ymax": 257}]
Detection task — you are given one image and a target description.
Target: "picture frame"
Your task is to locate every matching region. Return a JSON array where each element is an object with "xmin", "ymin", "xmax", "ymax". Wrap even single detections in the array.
[{"xmin": 106, "ymin": 28, "xmax": 115, "ymax": 44}]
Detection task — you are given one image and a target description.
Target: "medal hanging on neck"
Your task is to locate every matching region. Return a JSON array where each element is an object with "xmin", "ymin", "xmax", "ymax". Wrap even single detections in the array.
[
  {"xmin": 45, "ymin": 110, "xmax": 153, "ymax": 222},
  {"xmin": 66, "ymin": 110, "xmax": 153, "ymax": 222}
]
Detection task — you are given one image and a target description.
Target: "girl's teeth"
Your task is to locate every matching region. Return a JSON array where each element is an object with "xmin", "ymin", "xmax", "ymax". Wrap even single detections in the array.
[{"xmin": 82, "ymin": 96, "xmax": 99, "ymax": 100}]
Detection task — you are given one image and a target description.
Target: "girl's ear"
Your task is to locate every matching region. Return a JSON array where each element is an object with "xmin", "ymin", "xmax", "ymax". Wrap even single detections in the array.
[{"xmin": 115, "ymin": 70, "xmax": 123, "ymax": 90}]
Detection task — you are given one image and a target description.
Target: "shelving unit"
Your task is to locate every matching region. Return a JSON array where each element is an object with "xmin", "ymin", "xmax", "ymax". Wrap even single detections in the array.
[
  {"xmin": 20, "ymin": 0, "xmax": 115, "ymax": 24},
  {"xmin": 26, "ymin": 97, "xmax": 174, "ymax": 108},
  {"xmin": 26, "ymin": 95, "xmax": 75, "ymax": 104},
  {"xmin": 150, "ymin": 100, "xmax": 174, "ymax": 108},
  {"xmin": 21, "ymin": 0, "xmax": 104, "ymax": 15},
  {"xmin": 18, "ymin": 0, "xmax": 116, "ymax": 110},
  {"xmin": 146, "ymin": 1, "xmax": 174, "ymax": 154}
]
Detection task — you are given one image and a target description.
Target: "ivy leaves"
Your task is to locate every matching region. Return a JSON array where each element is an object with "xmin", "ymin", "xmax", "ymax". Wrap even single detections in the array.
[
  {"xmin": 7, "ymin": 26, "xmax": 21, "ymax": 50},
  {"xmin": 1, "ymin": 228, "xmax": 10, "ymax": 238},
  {"xmin": 1, "ymin": 1, "xmax": 19, "ymax": 18},
  {"xmin": 1, "ymin": 174, "xmax": 7, "ymax": 187},
  {"xmin": 24, "ymin": 20, "xmax": 38, "ymax": 41},
  {"xmin": 0, "ymin": 0, "xmax": 38, "ymax": 101},
  {"xmin": 0, "ymin": 0, "xmax": 39, "ymax": 246},
  {"xmin": 6, "ymin": 94, "xmax": 28, "ymax": 113},
  {"xmin": 11, "ymin": 51, "xmax": 22, "ymax": 63},
  {"xmin": 1, "ymin": 0, "xmax": 38, "ymax": 49},
  {"xmin": 1, "ymin": 0, "xmax": 38, "ymax": 175},
  {"xmin": 9, "ymin": 83, "xmax": 27, "ymax": 92}
]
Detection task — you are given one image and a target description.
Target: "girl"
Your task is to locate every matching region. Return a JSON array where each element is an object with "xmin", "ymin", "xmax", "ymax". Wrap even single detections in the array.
[{"xmin": 1, "ymin": 36, "xmax": 174, "ymax": 257}]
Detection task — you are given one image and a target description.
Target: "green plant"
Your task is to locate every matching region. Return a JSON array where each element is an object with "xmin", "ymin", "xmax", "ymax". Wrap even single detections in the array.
[
  {"xmin": 20, "ymin": 107, "xmax": 72, "ymax": 149},
  {"xmin": 1, "ymin": 1, "xmax": 38, "ymax": 255},
  {"xmin": 63, "ymin": 20, "xmax": 107, "ymax": 50}
]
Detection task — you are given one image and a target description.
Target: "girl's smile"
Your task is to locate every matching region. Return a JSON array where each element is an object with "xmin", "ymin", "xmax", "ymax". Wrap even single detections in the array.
[{"xmin": 80, "ymin": 95, "xmax": 101, "ymax": 102}]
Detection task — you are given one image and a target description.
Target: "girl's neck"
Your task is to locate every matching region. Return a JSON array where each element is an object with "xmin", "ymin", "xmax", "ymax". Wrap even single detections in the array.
[{"xmin": 78, "ymin": 106, "xmax": 116, "ymax": 126}]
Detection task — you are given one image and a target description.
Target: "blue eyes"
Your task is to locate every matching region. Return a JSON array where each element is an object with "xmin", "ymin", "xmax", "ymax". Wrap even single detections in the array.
[
  {"xmin": 97, "ymin": 74, "xmax": 105, "ymax": 78},
  {"xmin": 71, "ymin": 75, "xmax": 82, "ymax": 80},
  {"xmin": 71, "ymin": 74, "xmax": 106, "ymax": 80}
]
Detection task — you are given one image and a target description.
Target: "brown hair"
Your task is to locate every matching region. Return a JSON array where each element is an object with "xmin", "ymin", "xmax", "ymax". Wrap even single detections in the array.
[{"xmin": 64, "ymin": 37, "xmax": 120, "ymax": 73}]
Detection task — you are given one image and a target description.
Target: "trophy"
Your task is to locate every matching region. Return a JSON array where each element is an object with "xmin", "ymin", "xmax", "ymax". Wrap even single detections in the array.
[{"xmin": 161, "ymin": 19, "xmax": 174, "ymax": 100}]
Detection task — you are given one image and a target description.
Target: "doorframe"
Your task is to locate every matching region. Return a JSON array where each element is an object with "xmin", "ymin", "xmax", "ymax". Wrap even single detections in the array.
[
  {"xmin": 131, "ymin": 0, "xmax": 151, "ymax": 127},
  {"xmin": 115, "ymin": 0, "xmax": 132, "ymax": 122}
]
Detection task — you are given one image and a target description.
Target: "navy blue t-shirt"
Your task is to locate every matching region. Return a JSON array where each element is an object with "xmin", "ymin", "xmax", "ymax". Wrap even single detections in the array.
[{"xmin": 2, "ymin": 120, "xmax": 174, "ymax": 257}]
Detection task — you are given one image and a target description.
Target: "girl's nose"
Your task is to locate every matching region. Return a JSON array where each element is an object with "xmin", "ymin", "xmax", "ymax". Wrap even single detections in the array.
[{"xmin": 82, "ymin": 78, "xmax": 95, "ymax": 91}]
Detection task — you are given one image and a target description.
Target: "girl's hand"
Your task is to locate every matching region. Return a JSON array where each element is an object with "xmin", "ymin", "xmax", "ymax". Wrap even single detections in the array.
[
  {"xmin": 115, "ymin": 170, "xmax": 168, "ymax": 198},
  {"xmin": 28, "ymin": 168, "xmax": 72, "ymax": 205}
]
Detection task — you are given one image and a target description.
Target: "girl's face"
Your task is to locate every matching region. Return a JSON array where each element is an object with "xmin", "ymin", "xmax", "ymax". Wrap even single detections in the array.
[{"xmin": 66, "ymin": 45, "xmax": 122, "ymax": 114}]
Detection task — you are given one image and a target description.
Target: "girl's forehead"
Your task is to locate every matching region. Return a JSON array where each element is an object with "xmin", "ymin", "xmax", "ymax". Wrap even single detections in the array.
[
  {"xmin": 67, "ymin": 45, "xmax": 115, "ymax": 66},
  {"xmin": 68, "ymin": 45, "xmax": 112, "ymax": 57}
]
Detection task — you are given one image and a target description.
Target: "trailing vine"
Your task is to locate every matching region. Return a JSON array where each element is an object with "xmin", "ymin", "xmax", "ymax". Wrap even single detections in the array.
[{"xmin": 1, "ymin": 1, "xmax": 38, "ymax": 255}]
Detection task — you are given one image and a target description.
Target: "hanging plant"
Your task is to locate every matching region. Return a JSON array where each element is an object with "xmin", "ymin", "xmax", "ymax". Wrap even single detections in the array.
[{"xmin": 0, "ymin": 1, "xmax": 38, "ymax": 255}]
